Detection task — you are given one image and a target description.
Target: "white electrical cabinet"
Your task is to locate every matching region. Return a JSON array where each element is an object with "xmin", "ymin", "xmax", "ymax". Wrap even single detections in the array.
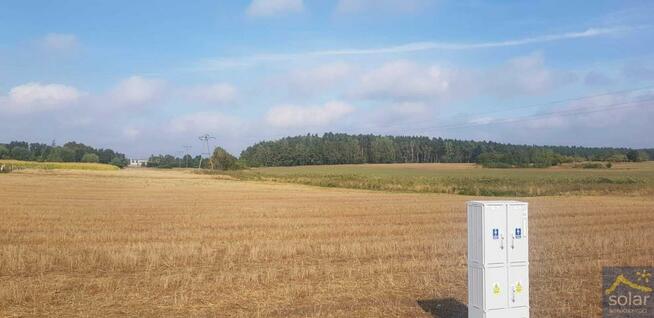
[{"xmin": 467, "ymin": 201, "xmax": 529, "ymax": 318}]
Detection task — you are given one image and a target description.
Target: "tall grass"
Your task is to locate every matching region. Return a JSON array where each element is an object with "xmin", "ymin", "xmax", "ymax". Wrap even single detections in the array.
[{"xmin": 0, "ymin": 159, "xmax": 119, "ymax": 171}]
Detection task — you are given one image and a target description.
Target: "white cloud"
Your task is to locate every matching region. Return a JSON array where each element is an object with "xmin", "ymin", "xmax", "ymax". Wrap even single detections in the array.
[
  {"xmin": 123, "ymin": 127, "xmax": 141, "ymax": 138},
  {"xmin": 195, "ymin": 26, "xmax": 635, "ymax": 70},
  {"xmin": 351, "ymin": 53, "xmax": 574, "ymax": 103},
  {"xmin": 362, "ymin": 101, "xmax": 432, "ymax": 131},
  {"xmin": 336, "ymin": 0, "xmax": 433, "ymax": 14},
  {"xmin": 9, "ymin": 83, "xmax": 81, "ymax": 105},
  {"xmin": 40, "ymin": 33, "xmax": 79, "ymax": 51},
  {"xmin": 353, "ymin": 60, "xmax": 455, "ymax": 101},
  {"xmin": 283, "ymin": 62, "xmax": 352, "ymax": 96},
  {"xmin": 485, "ymin": 52, "xmax": 576, "ymax": 97},
  {"xmin": 266, "ymin": 101, "xmax": 354, "ymax": 128},
  {"xmin": 186, "ymin": 83, "xmax": 237, "ymax": 105},
  {"xmin": 110, "ymin": 76, "xmax": 166, "ymax": 106},
  {"xmin": 246, "ymin": 0, "xmax": 303, "ymax": 17},
  {"xmin": 467, "ymin": 116, "xmax": 496, "ymax": 126},
  {"xmin": 1, "ymin": 82, "xmax": 83, "ymax": 113},
  {"xmin": 170, "ymin": 112, "xmax": 242, "ymax": 134},
  {"xmin": 389, "ymin": 101, "xmax": 429, "ymax": 115}
]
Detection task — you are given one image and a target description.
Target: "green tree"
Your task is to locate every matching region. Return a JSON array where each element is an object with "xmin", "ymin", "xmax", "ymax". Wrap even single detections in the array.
[
  {"xmin": 29, "ymin": 143, "xmax": 51, "ymax": 161},
  {"xmin": 98, "ymin": 149, "xmax": 116, "ymax": 163},
  {"xmin": 210, "ymin": 147, "xmax": 239, "ymax": 170},
  {"xmin": 626, "ymin": 150, "xmax": 637, "ymax": 162},
  {"xmin": 64, "ymin": 142, "xmax": 96, "ymax": 162},
  {"xmin": 46, "ymin": 147, "xmax": 76, "ymax": 162},
  {"xmin": 81, "ymin": 153, "xmax": 100, "ymax": 163},
  {"xmin": 370, "ymin": 137, "xmax": 395, "ymax": 163},
  {"xmin": 637, "ymin": 151, "xmax": 650, "ymax": 162},
  {"xmin": 0, "ymin": 145, "xmax": 9, "ymax": 159},
  {"xmin": 626, "ymin": 150, "xmax": 642, "ymax": 162},
  {"xmin": 10, "ymin": 146, "xmax": 31, "ymax": 160},
  {"xmin": 110, "ymin": 157, "xmax": 127, "ymax": 168},
  {"xmin": 8, "ymin": 141, "xmax": 28, "ymax": 150}
]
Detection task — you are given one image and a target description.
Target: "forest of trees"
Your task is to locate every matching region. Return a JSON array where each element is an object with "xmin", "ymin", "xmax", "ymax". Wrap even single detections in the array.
[
  {"xmin": 239, "ymin": 133, "xmax": 653, "ymax": 168},
  {"xmin": 0, "ymin": 141, "xmax": 129, "ymax": 167}
]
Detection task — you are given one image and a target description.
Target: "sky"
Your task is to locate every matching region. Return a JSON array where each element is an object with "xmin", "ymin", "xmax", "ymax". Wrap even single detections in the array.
[{"xmin": 1, "ymin": 0, "xmax": 653, "ymax": 158}]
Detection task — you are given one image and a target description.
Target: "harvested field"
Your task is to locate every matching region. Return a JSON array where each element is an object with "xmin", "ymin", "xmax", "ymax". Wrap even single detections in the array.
[{"xmin": 1, "ymin": 168, "xmax": 653, "ymax": 317}]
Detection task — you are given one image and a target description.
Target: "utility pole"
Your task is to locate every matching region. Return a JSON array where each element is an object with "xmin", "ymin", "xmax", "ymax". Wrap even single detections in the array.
[
  {"xmin": 182, "ymin": 145, "xmax": 192, "ymax": 168},
  {"xmin": 198, "ymin": 134, "xmax": 215, "ymax": 169}
]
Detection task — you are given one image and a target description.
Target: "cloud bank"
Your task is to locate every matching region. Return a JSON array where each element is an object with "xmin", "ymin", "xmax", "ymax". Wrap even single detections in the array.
[
  {"xmin": 266, "ymin": 101, "xmax": 354, "ymax": 128},
  {"xmin": 1, "ymin": 83, "xmax": 83, "ymax": 114},
  {"xmin": 336, "ymin": 0, "xmax": 434, "ymax": 14},
  {"xmin": 110, "ymin": 76, "xmax": 166, "ymax": 107},
  {"xmin": 246, "ymin": 0, "xmax": 304, "ymax": 17}
]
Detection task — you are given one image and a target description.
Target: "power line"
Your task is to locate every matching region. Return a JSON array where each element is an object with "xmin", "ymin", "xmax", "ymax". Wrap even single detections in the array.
[
  {"xmin": 413, "ymin": 97, "xmax": 654, "ymax": 133},
  {"xmin": 469, "ymin": 84, "xmax": 654, "ymax": 117},
  {"xmin": 380, "ymin": 84, "xmax": 654, "ymax": 133}
]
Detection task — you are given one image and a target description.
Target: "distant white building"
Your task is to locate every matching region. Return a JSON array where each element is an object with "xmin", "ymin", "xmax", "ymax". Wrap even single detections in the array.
[{"xmin": 128, "ymin": 159, "xmax": 148, "ymax": 167}]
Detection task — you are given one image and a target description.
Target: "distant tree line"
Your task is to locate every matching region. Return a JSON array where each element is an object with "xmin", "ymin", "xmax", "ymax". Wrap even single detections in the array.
[
  {"xmin": 146, "ymin": 154, "xmax": 205, "ymax": 169},
  {"xmin": 0, "ymin": 141, "xmax": 129, "ymax": 167},
  {"xmin": 147, "ymin": 147, "xmax": 245, "ymax": 170},
  {"xmin": 239, "ymin": 133, "xmax": 652, "ymax": 168}
]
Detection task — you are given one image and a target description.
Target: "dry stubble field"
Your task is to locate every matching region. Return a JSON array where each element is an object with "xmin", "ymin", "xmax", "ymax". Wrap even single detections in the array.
[{"xmin": 1, "ymin": 168, "xmax": 653, "ymax": 317}]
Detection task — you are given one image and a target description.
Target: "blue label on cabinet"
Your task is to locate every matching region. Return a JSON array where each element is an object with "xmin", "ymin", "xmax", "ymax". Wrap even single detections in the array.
[
  {"xmin": 492, "ymin": 228, "xmax": 499, "ymax": 239},
  {"xmin": 515, "ymin": 228, "xmax": 522, "ymax": 239}
]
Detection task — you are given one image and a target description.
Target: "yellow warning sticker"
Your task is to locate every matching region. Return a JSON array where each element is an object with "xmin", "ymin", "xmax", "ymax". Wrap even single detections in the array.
[
  {"xmin": 515, "ymin": 282, "xmax": 523, "ymax": 294},
  {"xmin": 492, "ymin": 283, "xmax": 501, "ymax": 295}
]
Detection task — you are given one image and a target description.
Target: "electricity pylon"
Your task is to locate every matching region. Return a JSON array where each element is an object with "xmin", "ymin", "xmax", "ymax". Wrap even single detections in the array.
[{"xmin": 198, "ymin": 134, "xmax": 215, "ymax": 169}]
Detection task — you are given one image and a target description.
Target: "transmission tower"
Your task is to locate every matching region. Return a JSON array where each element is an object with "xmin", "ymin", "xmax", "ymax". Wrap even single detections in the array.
[{"xmin": 198, "ymin": 134, "xmax": 215, "ymax": 169}]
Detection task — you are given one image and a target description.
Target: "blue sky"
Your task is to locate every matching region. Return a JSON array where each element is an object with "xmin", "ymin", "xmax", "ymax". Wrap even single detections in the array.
[{"xmin": 1, "ymin": 0, "xmax": 653, "ymax": 157}]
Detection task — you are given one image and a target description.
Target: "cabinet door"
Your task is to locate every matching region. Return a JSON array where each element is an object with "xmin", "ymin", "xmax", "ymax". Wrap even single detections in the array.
[
  {"xmin": 485, "ymin": 266, "xmax": 509, "ymax": 310},
  {"xmin": 507, "ymin": 204, "xmax": 528, "ymax": 264},
  {"xmin": 484, "ymin": 204, "xmax": 507, "ymax": 265},
  {"xmin": 508, "ymin": 265, "xmax": 529, "ymax": 308}
]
